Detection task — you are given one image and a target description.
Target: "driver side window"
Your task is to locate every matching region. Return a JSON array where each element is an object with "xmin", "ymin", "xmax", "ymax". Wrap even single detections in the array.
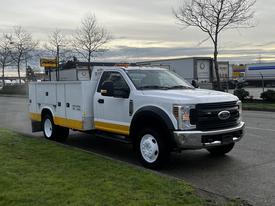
[{"xmin": 97, "ymin": 71, "xmax": 129, "ymax": 95}]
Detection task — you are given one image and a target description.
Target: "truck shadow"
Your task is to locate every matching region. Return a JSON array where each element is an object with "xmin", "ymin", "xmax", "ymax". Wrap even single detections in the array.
[
  {"xmin": 164, "ymin": 151, "xmax": 237, "ymax": 174},
  {"xmin": 64, "ymin": 132, "xmax": 139, "ymax": 164},
  {"xmin": 62, "ymin": 131, "xmax": 239, "ymax": 173}
]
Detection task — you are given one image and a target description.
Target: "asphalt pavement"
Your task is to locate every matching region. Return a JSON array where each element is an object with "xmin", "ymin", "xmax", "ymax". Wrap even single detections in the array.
[{"xmin": 0, "ymin": 96, "xmax": 275, "ymax": 206}]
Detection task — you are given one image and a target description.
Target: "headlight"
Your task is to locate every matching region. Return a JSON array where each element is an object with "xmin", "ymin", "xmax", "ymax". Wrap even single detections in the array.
[
  {"xmin": 173, "ymin": 104, "xmax": 196, "ymax": 130},
  {"xmin": 237, "ymin": 100, "xmax": 242, "ymax": 122}
]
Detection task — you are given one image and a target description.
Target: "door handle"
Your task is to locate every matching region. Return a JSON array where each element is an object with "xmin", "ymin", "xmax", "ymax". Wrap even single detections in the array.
[{"xmin": 98, "ymin": 99, "xmax": 104, "ymax": 104}]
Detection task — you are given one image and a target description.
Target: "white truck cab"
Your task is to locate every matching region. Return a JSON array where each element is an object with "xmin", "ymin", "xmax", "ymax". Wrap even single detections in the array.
[{"xmin": 29, "ymin": 66, "xmax": 245, "ymax": 168}]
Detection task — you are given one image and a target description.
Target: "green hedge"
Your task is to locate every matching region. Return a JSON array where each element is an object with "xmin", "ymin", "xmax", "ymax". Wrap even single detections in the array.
[
  {"xmin": 234, "ymin": 88, "xmax": 249, "ymax": 101},
  {"xmin": 261, "ymin": 90, "xmax": 275, "ymax": 102}
]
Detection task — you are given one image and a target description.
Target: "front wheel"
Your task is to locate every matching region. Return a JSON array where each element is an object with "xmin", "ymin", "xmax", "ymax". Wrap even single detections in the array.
[
  {"xmin": 207, "ymin": 143, "xmax": 235, "ymax": 156},
  {"xmin": 135, "ymin": 127, "xmax": 170, "ymax": 169}
]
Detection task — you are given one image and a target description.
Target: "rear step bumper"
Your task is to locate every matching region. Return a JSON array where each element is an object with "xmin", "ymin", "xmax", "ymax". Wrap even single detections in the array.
[{"xmin": 173, "ymin": 122, "xmax": 245, "ymax": 149}]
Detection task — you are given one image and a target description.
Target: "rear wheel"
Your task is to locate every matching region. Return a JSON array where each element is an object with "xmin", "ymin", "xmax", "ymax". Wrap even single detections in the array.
[
  {"xmin": 207, "ymin": 143, "xmax": 235, "ymax": 156},
  {"xmin": 42, "ymin": 115, "xmax": 69, "ymax": 142},
  {"xmin": 135, "ymin": 127, "xmax": 170, "ymax": 169}
]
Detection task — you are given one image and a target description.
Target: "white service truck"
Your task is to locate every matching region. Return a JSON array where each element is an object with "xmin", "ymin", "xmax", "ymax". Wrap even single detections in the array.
[{"xmin": 29, "ymin": 66, "xmax": 245, "ymax": 168}]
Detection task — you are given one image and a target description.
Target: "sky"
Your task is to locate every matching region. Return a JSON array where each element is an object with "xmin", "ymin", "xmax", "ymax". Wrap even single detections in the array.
[{"xmin": 1, "ymin": 0, "xmax": 275, "ymax": 73}]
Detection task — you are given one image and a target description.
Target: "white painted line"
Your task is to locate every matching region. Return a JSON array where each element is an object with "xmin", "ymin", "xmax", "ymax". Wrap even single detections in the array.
[{"xmin": 246, "ymin": 126, "xmax": 275, "ymax": 132}]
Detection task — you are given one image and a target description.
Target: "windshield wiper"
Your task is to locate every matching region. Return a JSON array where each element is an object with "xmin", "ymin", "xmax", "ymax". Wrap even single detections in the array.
[
  {"xmin": 139, "ymin": 85, "xmax": 170, "ymax": 90},
  {"xmin": 167, "ymin": 85, "xmax": 192, "ymax": 90}
]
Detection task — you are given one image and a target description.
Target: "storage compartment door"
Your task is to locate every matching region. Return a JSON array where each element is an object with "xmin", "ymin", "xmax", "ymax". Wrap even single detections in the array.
[
  {"xmin": 65, "ymin": 84, "xmax": 82, "ymax": 120},
  {"xmin": 56, "ymin": 84, "xmax": 66, "ymax": 118}
]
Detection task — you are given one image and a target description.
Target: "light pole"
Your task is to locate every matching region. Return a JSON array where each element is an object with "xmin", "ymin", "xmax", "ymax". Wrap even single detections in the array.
[{"xmin": 260, "ymin": 72, "xmax": 264, "ymax": 94}]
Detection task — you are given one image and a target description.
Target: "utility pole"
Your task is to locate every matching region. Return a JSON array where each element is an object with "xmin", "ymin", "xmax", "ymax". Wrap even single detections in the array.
[
  {"xmin": 56, "ymin": 45, "xmax": 60, "ymax": 81},
  {"xmin": 258, "ymin": 54, "xmax": 262, "ymax": 64}
]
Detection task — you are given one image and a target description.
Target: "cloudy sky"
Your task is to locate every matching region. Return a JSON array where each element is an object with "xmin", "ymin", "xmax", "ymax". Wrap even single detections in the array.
[{"xmin": 0, "ymin": 0, "xmax": 275, "ymax": 66}]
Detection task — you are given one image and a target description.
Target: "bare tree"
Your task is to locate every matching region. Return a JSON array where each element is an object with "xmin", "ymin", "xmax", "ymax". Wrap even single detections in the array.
[
  {"xmin": 72, "ymin": 13, "xmax": 111, "ymax": 77},
  {"xmin": 44, "ymin": 29, "xmax": 72, "ymax": 65},
  {"xmin": 11, "ymin": 26, "xmax": 38, "ymax": 84},
  {"xmin": 0, "ymin": 33, "xmax": 13, "ymax": 86},
  {"xmin": 174, "ymin": 0, "xmax": 256, "ymax": 90}
]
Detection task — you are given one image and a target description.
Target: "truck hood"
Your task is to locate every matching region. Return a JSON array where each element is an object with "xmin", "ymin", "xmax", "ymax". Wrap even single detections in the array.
[{"xmin": 141, "ymin": 89, "xmax": 238, "ymax": 104}]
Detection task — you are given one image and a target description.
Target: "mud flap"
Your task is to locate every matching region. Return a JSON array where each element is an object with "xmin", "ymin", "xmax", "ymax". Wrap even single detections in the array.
[{"xmin": 31, "ymin": 120, "xmax": 42, "ymax": 132}]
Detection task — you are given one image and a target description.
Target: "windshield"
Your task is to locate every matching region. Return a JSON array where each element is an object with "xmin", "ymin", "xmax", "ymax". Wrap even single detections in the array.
[{"xmin": 126, "ymin": 69, "xmax": 194, "ymax": 90}]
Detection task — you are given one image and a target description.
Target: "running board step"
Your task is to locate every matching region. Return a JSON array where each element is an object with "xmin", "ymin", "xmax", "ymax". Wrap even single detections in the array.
[{"xmin": 95, "ymin": 131, "xmax": 132, "ymax": 144}]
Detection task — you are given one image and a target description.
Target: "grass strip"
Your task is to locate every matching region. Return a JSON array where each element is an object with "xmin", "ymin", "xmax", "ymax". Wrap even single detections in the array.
[
  {"xmin": 243, "ymin": 102, "xmax": 275, "ymax": 112},
  {"xmin": 0, "ymin": 129, "xmax": 205, "ymax": 206}
]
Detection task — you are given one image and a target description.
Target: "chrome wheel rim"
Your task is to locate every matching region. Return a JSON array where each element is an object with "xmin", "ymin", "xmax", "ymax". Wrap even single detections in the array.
[
  {"xmin": 44, "ymin": 118, "xmax": 53, "ymax": 138},
  {"xmin": 140, "ymin": 134, "xmax": 159, "ymax": 163}
]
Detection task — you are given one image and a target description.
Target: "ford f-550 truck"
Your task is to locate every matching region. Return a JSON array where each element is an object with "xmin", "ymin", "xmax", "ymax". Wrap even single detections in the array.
[{"xmin": 29, "ymin": 66, "xmax": 245, "ymax": 168}]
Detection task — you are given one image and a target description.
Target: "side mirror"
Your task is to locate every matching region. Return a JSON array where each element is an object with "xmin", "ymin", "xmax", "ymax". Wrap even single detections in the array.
[
  {"xmin": 101, "ymin": 81, "xmax": 114, "ymax": 96},
  {"xmin": 113, "ymin": 88, "xmax": 130, "ymax": 99},
  {"xmin": 191, "ymin": 80, "xmax": 199, "ymax": 88}
]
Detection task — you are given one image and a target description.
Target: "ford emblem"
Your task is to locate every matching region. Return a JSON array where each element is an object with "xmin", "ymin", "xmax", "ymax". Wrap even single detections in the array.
[{"xmin": 218, "ymin": 111, "xmax": 231, "ymax": 120}]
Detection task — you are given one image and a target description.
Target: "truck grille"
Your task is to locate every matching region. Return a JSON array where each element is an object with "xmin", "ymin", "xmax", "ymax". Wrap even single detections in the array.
[{"xmin": 191, "ymin": 101, "xmax": 240, "ymax": 131}]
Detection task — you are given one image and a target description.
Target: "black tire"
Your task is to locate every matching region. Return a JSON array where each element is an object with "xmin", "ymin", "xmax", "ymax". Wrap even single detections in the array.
[
  {"xmin": 42, "ymin": 115, "xmax": 69, "ymax": 142},
  {"xmin": 207, "ymin": 143, "xmax": 235, "ymax": 156},
  {"xmin": 134, "ymin": 127, "xmax": 170, "ymax": 169}
]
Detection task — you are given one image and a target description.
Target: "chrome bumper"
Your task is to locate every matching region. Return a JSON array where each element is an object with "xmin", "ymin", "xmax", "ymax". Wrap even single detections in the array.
[{"xmin": 173, "ymin": 122, "xmax": 245, "ymax": 149}]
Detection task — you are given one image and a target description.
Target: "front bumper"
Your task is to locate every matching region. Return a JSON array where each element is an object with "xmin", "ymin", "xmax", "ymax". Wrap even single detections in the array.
[{"xmin": 173, "ymin": 122, "xmax": 245, "ymax": 149}]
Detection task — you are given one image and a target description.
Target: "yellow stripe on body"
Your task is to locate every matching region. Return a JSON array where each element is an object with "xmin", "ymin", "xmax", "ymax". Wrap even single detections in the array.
[
  {"xmin": 95, "ymin": 121, "xmax": 130, "ymax": 136},
  {"xmin": 29, "ymin": 113, "xmax": 41, "ymax": 122},
  {"xmin": 29, "ymin": 112, "xmax": 83, "ymax": 131},
  {"xmin": 54, "ymin": 116, "xmax": 83, "ymax": 131}
]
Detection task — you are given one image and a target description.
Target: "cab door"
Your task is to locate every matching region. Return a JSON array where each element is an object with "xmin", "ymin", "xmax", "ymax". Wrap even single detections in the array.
[{"xmin": 93, "ymin": 71, "xmax": 131, "ymax": 136}]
